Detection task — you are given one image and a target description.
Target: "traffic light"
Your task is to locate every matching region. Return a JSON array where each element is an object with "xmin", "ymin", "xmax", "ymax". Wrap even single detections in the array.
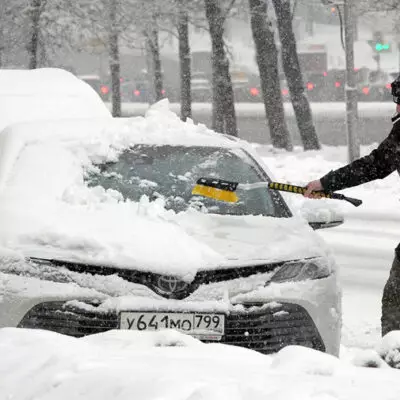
[
  {"xmin": 375, "ymin": 43, "xmax": 390, "ymax": 52},
  {"xmin": 369, "ymin": 31, "xmax": 391, "ymax": 53}
]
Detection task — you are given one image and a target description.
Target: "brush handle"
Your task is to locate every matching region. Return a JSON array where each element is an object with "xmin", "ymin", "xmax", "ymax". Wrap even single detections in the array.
[{"xmin": 268, "ymin": 182, "xmax": 362, "ymax": 207}]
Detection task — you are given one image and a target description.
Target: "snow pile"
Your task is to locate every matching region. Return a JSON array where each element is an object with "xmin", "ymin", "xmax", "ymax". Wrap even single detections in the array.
[
  {"xmin": 343, "ymin": 331, "xmax": 400, "ymax": 369},
  {"xmin": 0, "ymin": 68, "xmax": 110, "ymax": 133},
  {"xmin": 378, "ymin": 331, "xmax": 400, "ymax": 368},
  {"xmin": 1, "ymin": 328, "xmax": 399, "ymax": 400}
]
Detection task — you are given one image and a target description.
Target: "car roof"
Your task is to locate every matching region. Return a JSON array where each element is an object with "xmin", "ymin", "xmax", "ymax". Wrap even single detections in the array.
[{"xmin": 0, "ymin": 68, "xmax": 110, "ymax": 132}]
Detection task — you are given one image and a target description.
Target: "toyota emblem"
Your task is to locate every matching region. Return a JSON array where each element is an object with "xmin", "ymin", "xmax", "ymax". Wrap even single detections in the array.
[{"xmin": 155, "ymin": 275, "xmax": 189, "ymax": 295}]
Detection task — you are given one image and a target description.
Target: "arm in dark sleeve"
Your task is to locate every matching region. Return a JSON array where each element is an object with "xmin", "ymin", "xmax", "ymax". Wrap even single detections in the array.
[{"xmin": 320, "ymin": 129, "xmax": 400, "ymax": 192}]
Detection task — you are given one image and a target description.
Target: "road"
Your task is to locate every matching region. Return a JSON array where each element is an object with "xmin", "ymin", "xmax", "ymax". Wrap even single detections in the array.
[{"xmin": 110, "ymin": 102, "xmax": 395, "ymax": 147}]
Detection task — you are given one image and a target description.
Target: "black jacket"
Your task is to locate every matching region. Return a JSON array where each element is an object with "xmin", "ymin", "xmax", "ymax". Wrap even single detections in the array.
[{"xmin": 321, "ymin": 114, "xmax": 400, "ymax": 192}]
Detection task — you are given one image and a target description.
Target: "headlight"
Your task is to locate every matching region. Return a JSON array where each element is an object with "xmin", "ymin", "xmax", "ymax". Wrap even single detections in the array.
[{"xmin": 268, "ymin": 259, "xmax": 331, "ymax": 284}]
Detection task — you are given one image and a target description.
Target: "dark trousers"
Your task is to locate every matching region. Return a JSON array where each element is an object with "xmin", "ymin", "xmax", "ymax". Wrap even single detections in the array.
[{"xmin": 382, "ymin": 254, "xmax": 400, "ymax": 336}]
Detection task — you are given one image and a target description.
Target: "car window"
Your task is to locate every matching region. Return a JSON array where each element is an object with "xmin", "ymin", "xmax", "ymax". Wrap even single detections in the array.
[{"xmin": 86, "ymin": 145, "xmax": 290, "ymax": 218}]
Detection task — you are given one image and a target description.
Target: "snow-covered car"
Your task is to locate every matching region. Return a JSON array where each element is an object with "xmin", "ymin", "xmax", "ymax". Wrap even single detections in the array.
[
  {"xmin": 0, "ymin": 101, "xmax": 342, "ymax": 356},
  {"xmin": 0, "ymin": 68, "xmax": 111, "ymax": 133}
]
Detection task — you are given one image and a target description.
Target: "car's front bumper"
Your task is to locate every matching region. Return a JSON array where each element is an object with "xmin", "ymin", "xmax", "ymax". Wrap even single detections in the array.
[
  {"xmin": 16, "ymin": 300, "xmax": 325, "ymax": 354},
  {"xmin": 0, "ymin": 269, "xmax": 341, "ymax": 356}
]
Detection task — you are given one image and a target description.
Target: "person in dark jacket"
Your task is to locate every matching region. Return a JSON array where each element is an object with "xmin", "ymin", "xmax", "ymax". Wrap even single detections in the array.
[{"xmin": 304, "ymin": 75, "xmax": 400, "ymax": 337}]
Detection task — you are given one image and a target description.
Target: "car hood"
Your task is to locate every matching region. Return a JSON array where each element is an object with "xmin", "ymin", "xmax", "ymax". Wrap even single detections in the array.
[{"xmin": 0, "ymin": 201, "xmax": 328, "ymax": 280}]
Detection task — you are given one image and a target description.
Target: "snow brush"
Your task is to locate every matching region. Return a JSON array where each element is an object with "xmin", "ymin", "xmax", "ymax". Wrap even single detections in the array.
[{"xmin": 192, "ymin": 178, "xmax": 363, "ymax": 207}]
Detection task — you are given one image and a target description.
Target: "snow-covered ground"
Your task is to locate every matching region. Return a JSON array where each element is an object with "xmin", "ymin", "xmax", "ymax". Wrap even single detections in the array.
[
  {"xmin": 2, "ymin": 140, "xmax": 400, "ymax": 399},
  {"xmin": 1, "ymin": 327, "xmax": 400, "ymax": 400}
]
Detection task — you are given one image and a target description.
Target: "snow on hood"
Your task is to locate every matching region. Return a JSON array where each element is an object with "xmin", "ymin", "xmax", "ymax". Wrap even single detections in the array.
[
  {"xmin": 0, "ymin": 202, "xmax": 325, "ymax": 279},
  {"xmin": 0, "ymin": 101, "xmax": 328, "ymax": 279}
]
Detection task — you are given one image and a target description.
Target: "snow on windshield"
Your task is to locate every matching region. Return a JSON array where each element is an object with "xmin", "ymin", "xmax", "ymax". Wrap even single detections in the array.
[{"xmin": 86, "ymin": 144, "xmax": 285, "ymax": 217}]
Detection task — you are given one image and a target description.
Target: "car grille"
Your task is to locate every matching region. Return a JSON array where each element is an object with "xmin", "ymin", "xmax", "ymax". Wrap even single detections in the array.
[
  {"xmin": 18, "ymin": 301, "xmax": 118, "ymax": 337},
  {"xmin": 18, "ymin": 301, "xmax": 324, "ymax": 354},
  {"xmin": 223, "ymin": 303, "xmax": 325, "ymax": 354}
]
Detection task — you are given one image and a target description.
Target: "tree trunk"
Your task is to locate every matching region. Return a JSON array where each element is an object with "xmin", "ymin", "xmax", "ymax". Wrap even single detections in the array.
[
  {"xmin": 146, "ymin": 19, "xmax": 163, "ymax": 103},
  {"xmin": 38, "ymin": 38, "xmax": 48, "ymax": 67},
  {"xmin": 27, "ymin": 0, "xmax": 41, "ymax": 69},
  {"xmin": 204, "ymin": 0, "xmax": 237, "ymax": 136},
  {"xmin": 248, "ymin": 0, "xmax": 292, "ymax": 150},
  {"xmin": 0, "ymin": 27, "xmax": 4, "ymax": 68},
  {"xmin": 145, "ymin": 38, "xmax": 156, "ymax": 104},
  {"xmin": 109, "ymin": 0, "xmax": 121, "ymax": 117},
  {"xmin": 272, "ymin": 0, "xmax": 320, "ymax": 150},
  {"xmin": 177, "ymin": 1, "xmax": 192, "ymax": 121}
]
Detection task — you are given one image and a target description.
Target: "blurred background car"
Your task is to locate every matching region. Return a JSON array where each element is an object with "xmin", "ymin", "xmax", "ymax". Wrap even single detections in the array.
[
  {"xmin": 357, "ymin": 70, "xmax": 398, "ymax": 102},
  {"xmin": 231, "ymin": 67, "xmax": 262, "ymax": 102},
  {"xmin": 191, "ymin": 71, "xmax": 212, "ymax": 102},
  {"xmin": 78, "ymin": 74, "xmax": 110, "ymax": 102},
  {"xmin": 120, "ymin": 80, "xmax": 152, "ymax": 103}
]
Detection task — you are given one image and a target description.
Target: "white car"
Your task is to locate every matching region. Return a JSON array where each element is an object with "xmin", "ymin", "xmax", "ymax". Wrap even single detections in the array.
[{"xmin": 0, "ymin": 102, "xmax": 342, "ymax": 356}]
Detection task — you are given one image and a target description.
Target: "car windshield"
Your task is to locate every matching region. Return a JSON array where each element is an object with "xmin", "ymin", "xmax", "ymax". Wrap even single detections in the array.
[{"xmin": 86, "ymin": 145, "xmax": 289, "ymax": 218}]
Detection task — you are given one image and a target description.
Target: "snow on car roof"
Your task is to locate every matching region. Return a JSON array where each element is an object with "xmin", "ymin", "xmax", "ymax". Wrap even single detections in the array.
[{"xmin": 0, "ymin": 68, "xmax": 110, "ymax": 132}]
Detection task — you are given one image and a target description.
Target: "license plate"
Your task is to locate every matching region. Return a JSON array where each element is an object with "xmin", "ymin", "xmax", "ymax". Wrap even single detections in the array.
[{"xmin": 119, "ymin": 312, "xmax": 225, "ymax": 340}]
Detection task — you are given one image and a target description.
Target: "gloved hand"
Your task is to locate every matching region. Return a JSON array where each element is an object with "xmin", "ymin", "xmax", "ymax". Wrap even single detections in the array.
[{"xmin": 304, "ymin": 180, "xmax": 323, "ymax": 198}]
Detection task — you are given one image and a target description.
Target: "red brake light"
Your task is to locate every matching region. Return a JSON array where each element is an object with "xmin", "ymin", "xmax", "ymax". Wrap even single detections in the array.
[
  {"xmin": 161, "ymin": 89, "xmax": 166, "ymax": 95},
  {"xmin": 323, "ymin": 71, "xmax": 328, "ymax": 77},
  {"xmin": 362, "ymin": 87, "xmax": 370, "ymax": 95},
  {"xmin": 335, "ymin": 82, "xmax": 341, "ymax": 88},
  {"xmin": 100, "ymin": 85, "xmax": 109, "ymax": 95},
  {"xmin": 386, "ymin": 83, "xmax": 391, "ymax": 89},
  {"xmin": 307, "ymin": 82, "xmax": 314, "ymax": 91},
  {"xmin": 282, "ymin": 89, "xmax": 289, "ymax": 96},
  {"xmin": 134, "ymin": 89, "xmax": 141, "ymax": 96},
  {"xmin": 250, "ymin": 87, "xmax": 259, "ymax": 96}
]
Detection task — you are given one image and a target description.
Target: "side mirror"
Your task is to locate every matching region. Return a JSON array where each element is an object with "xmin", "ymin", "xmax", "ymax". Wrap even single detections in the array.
[
  {"xmin": 308, "ymin": 218, "xmax": 344, "ymax": 230},
  {"xmin": 300, "ymin": 201, "xmax": 344, "ymax": 230}
]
